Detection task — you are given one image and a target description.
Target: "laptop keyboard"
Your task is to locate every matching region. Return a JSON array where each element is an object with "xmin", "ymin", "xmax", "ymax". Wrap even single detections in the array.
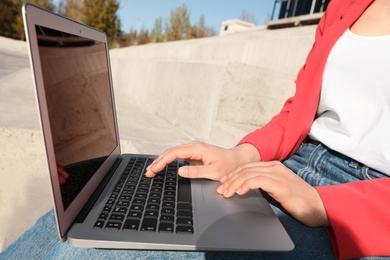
[{"xmin": 94, "ymin": 157, "xmax": 194, "ymax": 234}]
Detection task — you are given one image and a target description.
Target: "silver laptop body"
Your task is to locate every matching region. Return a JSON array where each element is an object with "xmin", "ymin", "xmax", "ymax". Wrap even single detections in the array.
[{"xmin": 22, "ymin": 3, "xmax": 294, "ymax": 251}]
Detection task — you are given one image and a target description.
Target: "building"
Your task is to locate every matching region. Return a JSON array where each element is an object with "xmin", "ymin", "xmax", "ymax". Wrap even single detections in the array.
[
  {"xmin": 268, "ymin": 0, "xmax": 330, "ymax": 29},
  {"xmin": 219, "ymin": 19, "xmax": 256, "ymax": 36}
]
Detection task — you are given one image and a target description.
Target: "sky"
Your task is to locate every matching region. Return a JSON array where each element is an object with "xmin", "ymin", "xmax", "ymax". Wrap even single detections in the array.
[{"xmin": 116, "ymin": 1, "xmax": 278, "ymax": 33}]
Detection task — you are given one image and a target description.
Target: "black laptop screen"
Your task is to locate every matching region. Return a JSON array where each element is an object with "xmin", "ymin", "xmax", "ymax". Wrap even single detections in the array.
[{"xmin": 36, "ymin": 25, "xmax": 117, "ymax": 210}]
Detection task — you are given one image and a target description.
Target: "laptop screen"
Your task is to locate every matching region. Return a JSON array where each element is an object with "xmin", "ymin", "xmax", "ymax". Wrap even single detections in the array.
[{"xmin": 36, "ymin": 24, "xmax": 117, "ymax": 210}]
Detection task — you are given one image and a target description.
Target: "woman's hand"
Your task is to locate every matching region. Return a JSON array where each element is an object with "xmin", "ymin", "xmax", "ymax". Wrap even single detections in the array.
[
  {"xmin": 145, "ymin": 141, "xmax": 260, "ymax": 181},
  {"xmin": 57, "ymin": 163, "xmax": 69, "ymax": 185},
  {"xmin": 217, "ymin": 161, "xmax": 330, "ymax": 227}
]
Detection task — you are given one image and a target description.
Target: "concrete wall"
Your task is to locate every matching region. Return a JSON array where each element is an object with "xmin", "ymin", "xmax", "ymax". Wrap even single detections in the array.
[{"xmin": 110, "ymin": 25, "xmax": 316, "ymax": 147}]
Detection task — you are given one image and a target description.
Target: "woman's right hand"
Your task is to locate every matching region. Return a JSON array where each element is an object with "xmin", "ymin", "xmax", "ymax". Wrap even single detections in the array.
[{"xmin": 145, "ymin": 141, "xmax": 261, "ymax": 181}]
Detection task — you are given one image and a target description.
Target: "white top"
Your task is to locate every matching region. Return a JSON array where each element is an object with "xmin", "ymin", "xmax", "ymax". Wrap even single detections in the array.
[{"xmin": 309, "ymin": 29, "xmax": 390, "ymax": 175}]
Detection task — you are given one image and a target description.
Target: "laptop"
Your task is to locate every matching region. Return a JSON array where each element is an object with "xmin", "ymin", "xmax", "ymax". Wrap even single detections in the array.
[{"xmin": 22, "ymin": 3, "xmax": 294, "ymax": 251}]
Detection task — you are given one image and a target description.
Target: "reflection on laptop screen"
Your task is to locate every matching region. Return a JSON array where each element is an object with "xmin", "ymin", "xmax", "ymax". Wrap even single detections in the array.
[{"xmin": 36, "ymin": 25, "xmax": 117, "ymax": 210}]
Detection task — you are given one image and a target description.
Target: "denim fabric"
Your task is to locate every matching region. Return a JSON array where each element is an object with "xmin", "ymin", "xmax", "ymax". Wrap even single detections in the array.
[
  {"xmin": 284, "ymin": 142, "xmax": 388, "ymax": 187},
  {"xmin": 0, "ymin": 208, "xmax": 334, "ymax": 260},
  {"xmin": 1, "ymin": 142, "xmax": 388, "ymax": 260}
]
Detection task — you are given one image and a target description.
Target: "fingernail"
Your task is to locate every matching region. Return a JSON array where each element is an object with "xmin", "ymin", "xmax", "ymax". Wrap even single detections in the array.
[
  {"xmin": 178, "ymin": 167, "xmax": 188, "ymax": 177},
  {"xmin": 217, "ymin": 185, "xmax": 224, "ymax": 194}
]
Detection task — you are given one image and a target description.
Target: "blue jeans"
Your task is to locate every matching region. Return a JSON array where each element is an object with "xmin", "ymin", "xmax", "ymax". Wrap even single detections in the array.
[{"xmin": 1, "ymin": 143, "xmax": 387, "ymax": 259}]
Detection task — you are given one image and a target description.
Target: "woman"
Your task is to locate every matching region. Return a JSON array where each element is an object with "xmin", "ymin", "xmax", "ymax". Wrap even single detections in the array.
[{"xmin": 146, "ymin": 0, "xmax": 390, "ymax": 258}]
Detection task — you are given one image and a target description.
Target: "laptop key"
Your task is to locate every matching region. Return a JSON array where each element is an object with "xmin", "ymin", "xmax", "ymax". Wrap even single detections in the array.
[
  {"xmin": 178, "ymin": 178, "xmax": 192, "ymax": 203},
  {"xmin": 160, "ymin": 215, "xmax": 174, "ymax": 223},
  {"xmin": 177, "ymin": 203, "xmax": 192, "ymax": 211},
  {"xmin": 132, "ymin": 198, "xmax": 146, "ymax": 205},
  {"xmin": 127, "ymin": 211, "xmax": 142, "ymax": 219},
  {"xmin": 162, "ymin": 201, "xmax": 174, "ymax": 209},
  {"xmin": 123, "ymin": 219, "xmax": 140, "ymax": 231},
  {"xmin": 144, "ymin": 210, "xmax": 158, "ymax": 218},
  {"xmin": 129, "ymin": 205, "xmax": 144, "ymax": 212},
  {"xmin": 148, "ymin": 198, "xmax": 160, "ymax": 205},
  {"xmin": 98, "ymin": 212, "xmax": 108, "ymax": 220},
  {"xmin": 106, "ymin": 222, "xmax": 121, "ymax": 229},
  {"xmin": 177, "ymin": 217, "xmax": 193, "ymax": 226},
  {"xmin": 159, "ymin": 222, "xmax": 174, "ymax": 233},
  {"xmin": 141, "ymin": 218, "xmax": 157, "ymax": 231},
  {"xmin": 94, "ymin": 220, "xmax": 104, "ymax": 228},
  {"xmin": 161, "ymin": 208, "xmax": 175, "ymax": 216},
  {"xmin": 146, "ymin": 204, "xmax": 159, "ymax": 211},
  {"xmin": 109, "ymin": 214, "xmax": 125, "ymax": 222},
  {"xmin": 176, "ymin": 225, "xmax": 194, "ymax": 234},
  {"xmin": 177, "ymin": 210, "xmax": 193, "ymax": 219},
  {"xmin": 113, "ymin": 207, "xmax": 127, "ymax": 214}
]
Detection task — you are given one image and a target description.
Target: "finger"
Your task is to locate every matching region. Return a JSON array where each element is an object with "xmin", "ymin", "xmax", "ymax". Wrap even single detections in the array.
[
  {"xmin": 219, "ymin": 167, "xmax": 280, "ymax": 198},
  {"xmin": 58, "ymin": 174, "xmax": 67, "ymax": 185},
  {"xmin": 218, "ymin": 170, "xmax": 262, "ymax": 197},
  {"xmin": 178, "ymin": 164, "xmax": 222, "ymax": 180},
  {"xmin": 236, "ymin": 175, "xmax": 279, "ymax": 196},
  {"xmin": 220, "ymin": 161, "xmax": 280, "ymax": 183},
  {"xmin": 219, "ymin": 162, "xmax": 279, "ymax": 193},
  {"xmin": 145, "ymin": 143, "xmax": 193, "ymax": 177},
  {"xmin": 57, "ymin": 165, "xmax": 69, "ymax": 179},
  {"xmin": 145, "ymin": 142, "xmax": 206, "ymax": 177}
]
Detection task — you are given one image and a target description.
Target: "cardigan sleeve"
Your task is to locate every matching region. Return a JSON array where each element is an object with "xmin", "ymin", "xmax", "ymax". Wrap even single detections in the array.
[{"xmin": 316, "ymin": 178, "xmax": 390, "ymax": 259}]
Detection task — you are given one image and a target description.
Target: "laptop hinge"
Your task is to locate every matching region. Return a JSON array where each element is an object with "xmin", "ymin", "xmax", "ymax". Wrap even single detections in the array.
[{"xmin": 75, "ymin": 158, "xmax": 122, "ymax": 223}]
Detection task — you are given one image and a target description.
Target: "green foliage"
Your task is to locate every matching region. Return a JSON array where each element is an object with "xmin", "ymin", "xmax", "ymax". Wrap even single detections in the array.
[
  {"xmin": 58, "ymin": 0, "xmax": 83, "ymax": 22},
  {"xmin": 64, "ymin": 0, "xmax": 120, "ymax": 46},
  {"xmin": 0, "ymin": 0, "xmax": 17, "ymax": 39},
  {"xmin": 1, "ymin": 0, "xmax": 119, "ymax": 46},
  {"xmin": 119, "ymin": 4, "xmax": 216, "ymax": 47},
  {"xmin": 0, "ymin": 0, "xmax": 54, "ymax": 40}
]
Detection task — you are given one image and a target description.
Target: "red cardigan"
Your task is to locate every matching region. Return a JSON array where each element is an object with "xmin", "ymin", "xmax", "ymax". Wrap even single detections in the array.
[{"xmin": 238, "ymin": 0, "xmax": 390, "ymax": 258}]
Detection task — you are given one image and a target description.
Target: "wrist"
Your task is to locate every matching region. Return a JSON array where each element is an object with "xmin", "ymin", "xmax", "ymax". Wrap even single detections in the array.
[
  {"xmin": 231, "ymin": 143, "xmax": 261, "ymax": 164},
  {"xmin": 311, "ymin": 188, "xmax": 331, "ymax": 227}
]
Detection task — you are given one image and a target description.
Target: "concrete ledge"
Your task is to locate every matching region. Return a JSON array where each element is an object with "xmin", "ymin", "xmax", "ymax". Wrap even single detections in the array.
[
  {"xmin": 111, "ymin": 25, "xmax": 315, "ymax": 77},
  {"xmin": 111, "ymin": 58, "xmax": 227, "ymax": 141},
  {"xmin": 216, "ymin": 62, "xmax": 295, "ymax": 127},
  {"xmin": 111, "ymin": 58, "xmax": 296, "ymax": 146}
]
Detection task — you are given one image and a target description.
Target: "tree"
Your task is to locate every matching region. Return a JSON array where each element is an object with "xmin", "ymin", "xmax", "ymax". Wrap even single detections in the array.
[
  {"xmin": 58, "ymin": 0, "xmax": 83, "ymax": 22},
  {"xmin": 186, "ymin": 15, "xmax": 216, "ymax": 39},
  {"xmin": 165, "ymin": 4, "xmax": 191, "ymax": 41},
  {"xmin": 0, "ymin": 0, "xmax": 54, "ymax": 40},
  {"xmin": 83, "ymin": 0, "xmax": 120, "ymax": 45},
  {"xmin": 137, "ymin": 28, "xmax": 150, "ymax": 45},
  {"xmin": 151, "ymin": 16, "xmax": 164, "ymax": 43},
  {"xmin": 0, "ymin": 0, "xmax": 17, "ymax": 39}
]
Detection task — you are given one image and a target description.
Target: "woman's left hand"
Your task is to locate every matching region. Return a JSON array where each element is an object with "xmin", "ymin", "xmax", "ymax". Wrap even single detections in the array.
[{"xmin": 217, "ymin": 161, "xmax": 330, "ymax": 227}]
